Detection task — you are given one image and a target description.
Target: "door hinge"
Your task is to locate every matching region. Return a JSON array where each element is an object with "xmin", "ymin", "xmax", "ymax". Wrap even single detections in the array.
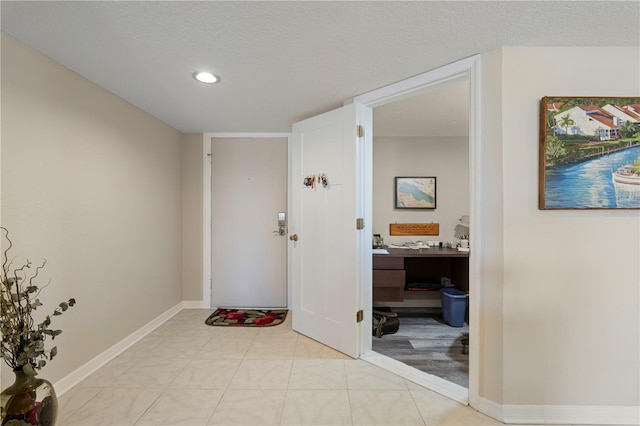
[
  {"xmin": 356, "ymin": 125, "xmax": 364, "ymax": 138},
  {"xmin": 356, "ymin": 218, "xmax": 365, "ymax": 230},
  {"xmin": 356, "ymin": 309, "xmax": 364, "ymax": 323}
]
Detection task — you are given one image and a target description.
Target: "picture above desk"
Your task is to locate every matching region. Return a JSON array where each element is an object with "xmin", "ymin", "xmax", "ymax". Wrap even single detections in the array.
[{"xmin": 389, "ymin": 223, "xmax": 439, "ymax": 236}]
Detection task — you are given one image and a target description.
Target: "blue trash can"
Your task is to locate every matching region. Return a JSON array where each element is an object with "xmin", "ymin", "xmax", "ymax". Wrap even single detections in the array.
[{"xmin": 440, "ymin": 288, "xmax": 467, "ymax": 327}]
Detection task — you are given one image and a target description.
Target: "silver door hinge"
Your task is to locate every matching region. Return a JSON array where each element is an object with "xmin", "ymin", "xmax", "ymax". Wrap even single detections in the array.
[
  {"xmin": 356, "ymin": 125, "xmax": 364, "ymax": 138},
  {"xmin": 356, "ymin": 309, "xmax": 364, "ymax": 323},
  {"xmin": 356, "ymin": 218, "xmax": 364, "ymax": 230}
]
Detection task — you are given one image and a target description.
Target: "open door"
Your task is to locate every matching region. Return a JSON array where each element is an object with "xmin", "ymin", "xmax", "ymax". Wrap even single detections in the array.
[{"xmin": 289, "ymin": 103, "xmax": 369, "ymax": 358}]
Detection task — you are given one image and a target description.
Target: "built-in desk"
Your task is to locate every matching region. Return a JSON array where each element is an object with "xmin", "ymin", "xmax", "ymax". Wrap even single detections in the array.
[{"xmin": 373, "ymin": 247, "xmax": 469, "ymax": 302}]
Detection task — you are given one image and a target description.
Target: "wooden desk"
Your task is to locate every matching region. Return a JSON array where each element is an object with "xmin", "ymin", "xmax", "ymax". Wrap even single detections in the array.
[{"xmin": 373, "ymin": 247, "xmax": 469, "ymax": 302}]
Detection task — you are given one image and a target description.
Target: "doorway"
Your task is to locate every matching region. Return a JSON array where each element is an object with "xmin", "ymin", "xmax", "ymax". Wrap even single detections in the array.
[
  {"xmin": 210, "ymin": 136, "xmax": 288, "ymax": 308},
  {"xmin": 355, "ymin": 56, "xmax": 480, "ymax": 405},
  {"xmin": 369, "ymin": 77, "xmax": 470, "ymax": 388}
]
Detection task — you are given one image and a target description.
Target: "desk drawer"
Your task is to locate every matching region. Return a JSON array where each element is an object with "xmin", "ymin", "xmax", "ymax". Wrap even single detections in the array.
[
  {"xmin": 373, "ymin": 287, "xmax": 404, "ymax": 302},
  {"xmin": 373, "ymin": 256, "xmax": 404, "ymax": 270},
  {"xmin": 373, "ymin": 270, "xmax": 405, "ymax": 287}
]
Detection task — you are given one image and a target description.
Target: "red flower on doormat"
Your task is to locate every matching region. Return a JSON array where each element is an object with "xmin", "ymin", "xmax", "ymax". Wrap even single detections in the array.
[{"xmin": 224, "ymin": 311, "xmax": 246, "ymax": 320}]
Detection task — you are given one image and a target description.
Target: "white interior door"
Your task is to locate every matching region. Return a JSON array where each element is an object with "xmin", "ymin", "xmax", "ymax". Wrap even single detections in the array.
[
  {"xmin": 211, "ymin": 137, "xmax": 287, "ymax": 308},
  {"xmin": 289, "ymin": 103, "xmax": 368, "ymax": 358}
]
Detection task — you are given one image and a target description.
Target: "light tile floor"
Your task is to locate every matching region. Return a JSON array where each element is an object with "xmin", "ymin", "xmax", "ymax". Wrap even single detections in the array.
[{"xmin": 55, "ymin": 309, "xmax": 532, "ymax": 425}]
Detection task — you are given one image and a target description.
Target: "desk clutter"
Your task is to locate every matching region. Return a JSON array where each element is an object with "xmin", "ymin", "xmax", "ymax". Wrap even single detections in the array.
[
  {"xmin": 387, "ymin": 241, "xmax": 449, "ymax": 249},
  {"xmin": 406, "ymin": 276, "xmax": 453, "ymax": 291}
]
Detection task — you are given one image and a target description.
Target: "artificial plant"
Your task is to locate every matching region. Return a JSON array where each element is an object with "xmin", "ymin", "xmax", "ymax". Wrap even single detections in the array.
[{"xmin": 1, "ymin": 227, "xmax": 75, "ymax": 376}]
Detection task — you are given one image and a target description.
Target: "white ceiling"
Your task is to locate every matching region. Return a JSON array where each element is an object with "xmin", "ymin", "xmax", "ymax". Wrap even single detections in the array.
[{"xmin": 2, "ymin": 1, "xmax": 639, "ymax": 135}]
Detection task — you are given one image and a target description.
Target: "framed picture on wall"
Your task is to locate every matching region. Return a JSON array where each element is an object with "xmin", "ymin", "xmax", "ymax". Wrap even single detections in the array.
[
  {"xmin": 395, "ymin": 176, "xmax": 436, "ymax": 209},
  {"xmin": 539, "ymin": 96, "xmax": 640, "ymax": 209}
]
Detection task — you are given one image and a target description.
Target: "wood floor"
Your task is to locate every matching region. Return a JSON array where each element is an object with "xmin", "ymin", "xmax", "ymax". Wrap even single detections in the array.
[{"xmin": 371, "ymin": 308, "xmax": 469, "ymax": 388}]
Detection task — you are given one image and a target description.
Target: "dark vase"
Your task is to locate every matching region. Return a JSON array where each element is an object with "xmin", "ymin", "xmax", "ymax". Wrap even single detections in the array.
[{"xmin": 0, "ymin": 370, "xmax": 58, "ymax": 426}]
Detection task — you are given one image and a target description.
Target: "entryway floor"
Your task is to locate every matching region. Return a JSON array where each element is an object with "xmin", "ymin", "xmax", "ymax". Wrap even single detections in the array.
[
  {"xmin": 56, "ymin": 309, "xmax": 497, "ymax": 425},
  {"xmin": 372, "ymin": 308, "xmax": 469, "ymax": 388}
]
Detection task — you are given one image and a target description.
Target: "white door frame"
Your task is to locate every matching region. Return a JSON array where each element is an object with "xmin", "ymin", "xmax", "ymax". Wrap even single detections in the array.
[
  {"xmin": 202, "ymin": 133, "xmax": 292, "ymax": 310},
  {"xmin": 354, "ymin": 55, "xmax": 481, "ymax": 407}
]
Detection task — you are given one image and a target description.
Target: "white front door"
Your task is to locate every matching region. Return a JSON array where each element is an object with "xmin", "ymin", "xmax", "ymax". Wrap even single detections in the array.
[
  {"xmin": 289, "ymin": 103, "xmax": 369, "ymax": 358},
  {"xmin": 211, "ymin": 137, "xmax": 288, "ymax": 308}
]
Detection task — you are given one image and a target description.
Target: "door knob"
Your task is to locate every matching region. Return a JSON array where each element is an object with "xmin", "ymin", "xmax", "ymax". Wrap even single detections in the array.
[{"xmin": 289, "ymin": 234, "xmax": 298, "ymax": 241}]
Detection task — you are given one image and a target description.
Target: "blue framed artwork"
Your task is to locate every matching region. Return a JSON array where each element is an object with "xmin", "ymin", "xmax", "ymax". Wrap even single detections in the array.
[{"xmin": 394, "ymin": 176, "xmax": 436, "ymax": 209}]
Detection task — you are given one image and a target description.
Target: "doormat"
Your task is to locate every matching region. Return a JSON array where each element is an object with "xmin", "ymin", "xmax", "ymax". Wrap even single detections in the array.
[{"xmin": 205, "ymin": 308, "xmax": 288, "ymax": 327}]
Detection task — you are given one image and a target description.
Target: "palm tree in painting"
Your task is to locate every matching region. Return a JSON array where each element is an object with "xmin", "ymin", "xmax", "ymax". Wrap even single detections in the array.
[
  {"xmin": 620, "ymin": 121, "xmax": 639, "ymax": 139},
  {"xmin": 558, "ymin": 113, "xmax": 575, "ymax": 135}
]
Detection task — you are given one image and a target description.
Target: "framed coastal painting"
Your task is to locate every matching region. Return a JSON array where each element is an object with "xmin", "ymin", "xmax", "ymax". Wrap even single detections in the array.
[
  {"xmin": 395, "ymin": 177, "xmax": 436, "ymax": 209},
  {"xmin": 539, "ymin": 96, "xmax": 640, "ymax": 209}
]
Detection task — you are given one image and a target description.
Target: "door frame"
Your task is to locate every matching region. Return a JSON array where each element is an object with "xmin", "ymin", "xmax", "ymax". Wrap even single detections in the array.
[
  {"xmin": 202, "ymin": 133, "xmax": 292, "ymax": 310},
  {"xmin": 354, "ymin": 55, "xmax": 481, "ymax": 407}
]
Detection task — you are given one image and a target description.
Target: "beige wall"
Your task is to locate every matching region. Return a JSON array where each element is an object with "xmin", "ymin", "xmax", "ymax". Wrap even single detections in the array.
[
  {"xmin": 1, "ymin": 34, "xmax": 183, "ymax": 384},
  {"xmin": 477, "ymin": 48, "xmax": 505, "ymax": 404},
  {"xmin": 497, "ymin": 47, "xmax": 639, "ymax": 406},
  {"xmin": 181, "ymin": 133, "xmax": 204, "ymax": 303},
  {"xmin": 372, "ymin": 136, "xmax": 469, "ymax": 246}
]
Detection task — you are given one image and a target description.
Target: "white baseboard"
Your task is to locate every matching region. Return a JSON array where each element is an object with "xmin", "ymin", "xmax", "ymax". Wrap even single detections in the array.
[
  {"xmin": 53, "ymin": 302, "xmax": 183, "ymax": 396},
  {"xmin": 476, "ymin": 397, "xmax": 640, "ymax": 425},
  {"xmin": 501, "ymin": 404, "xmax": 640, "ymax": 425},
  {"xmin": 360, "ymin": 350, "xmax": 469, "ymax": 405},
  {"xmin": 476, "ymin": 397, "xmax": 503, "ymax": 422}
]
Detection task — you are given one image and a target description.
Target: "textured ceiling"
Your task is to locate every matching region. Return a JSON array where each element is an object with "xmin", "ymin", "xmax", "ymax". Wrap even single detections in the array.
[{"xmin": 2, "ymin": 1, "xmax": 639, "ymax": 134}]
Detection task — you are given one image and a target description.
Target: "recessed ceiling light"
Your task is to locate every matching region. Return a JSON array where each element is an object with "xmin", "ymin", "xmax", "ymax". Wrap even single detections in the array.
[{"xmin": 192, "ymin": 71, "xmax": 220, "ymax": 84}]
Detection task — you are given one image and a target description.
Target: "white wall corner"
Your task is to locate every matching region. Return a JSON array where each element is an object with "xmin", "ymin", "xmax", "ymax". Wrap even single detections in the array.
[
  {"xmin": 53, "ymin": 302, "xmax": 183, "ymax": 396},
  {"xmin": 182, "ymin": 300, "xmax": 210, "ymax": 309},
  {"xmin": 476, "ymin": 397, "xmax": 504, "ymax": 423}
]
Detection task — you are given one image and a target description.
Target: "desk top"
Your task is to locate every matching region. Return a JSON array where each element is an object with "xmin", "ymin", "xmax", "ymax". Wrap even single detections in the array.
[{"xmin": 374, "ymin": 247, "xmax": 469, "ymax": 258}]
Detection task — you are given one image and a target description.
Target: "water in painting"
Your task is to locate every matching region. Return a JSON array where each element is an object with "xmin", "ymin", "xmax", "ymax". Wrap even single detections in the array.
[{"xmin": 545, "ymin": 146, "xmax": 640, "ymax": 209}]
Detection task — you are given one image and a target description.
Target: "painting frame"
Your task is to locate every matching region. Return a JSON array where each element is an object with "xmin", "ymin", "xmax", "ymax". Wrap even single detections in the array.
[
  {"xmin": 539, "ymin": 96, "xmax": 640, "ymax": 210},
  {"xmin": 394, "ymin": 176, "xmax": 437, "ymax": 209}
]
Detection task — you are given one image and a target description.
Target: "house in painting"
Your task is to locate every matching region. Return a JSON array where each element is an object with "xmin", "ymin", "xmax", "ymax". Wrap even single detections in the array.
[
  {"xmin": 554, "ymin": 105, "xmax": 620, "ymax": 140},
  {"xmin": 602, "ymin": 104, "xmax": 640, "ymax": 125},
  {"xmin": 622, "ymin": 103, "xmax": 640, "ymax": 117}
]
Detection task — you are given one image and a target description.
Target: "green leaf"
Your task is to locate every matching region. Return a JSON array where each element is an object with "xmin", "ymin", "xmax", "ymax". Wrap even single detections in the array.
[{"xmin": 49, "ymin": 346, "xmax": 57, "ymax": 360}]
